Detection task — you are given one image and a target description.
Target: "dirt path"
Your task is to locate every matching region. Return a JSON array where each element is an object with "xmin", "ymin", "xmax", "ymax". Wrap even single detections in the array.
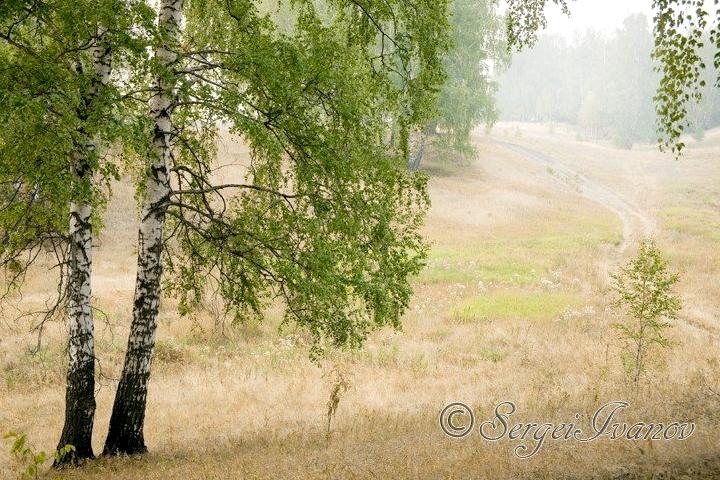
[
  {"xmin": 496, "ymin": 141, "xmax": 656, "ymax": 252},
  {"xmin": 496, "ymin": 139, "xmax": 720, "ymax": 337}
]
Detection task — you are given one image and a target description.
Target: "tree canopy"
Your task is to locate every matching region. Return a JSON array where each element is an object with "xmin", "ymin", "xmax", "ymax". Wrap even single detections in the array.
[
  {"xmin": 431, "ymin": 0, "xmax": 506, "ymax": 161},
  {"xmin": 0, "ymin": 0, "xmax": 151, "ymax": 320},
  {"xmin": 153, "ymin": 0, "xmax": 449, "ymax": 355}
]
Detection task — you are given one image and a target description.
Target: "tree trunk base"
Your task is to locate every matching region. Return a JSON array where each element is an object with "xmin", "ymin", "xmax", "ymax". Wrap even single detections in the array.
[
  {"xmin": 104, "ymin": 405, "xmax": 149, "ymax": 457},
  {"xmin": 52, "ymin": 448, "xmax": 95, "ymax": 468},
  {"xmin": 103, "ymin": 431, "xmax": 148, "ymax": 456},
  {"xmin": 54, "ymin": 360, "xmax": 96, "ymax": 467},
  {"xmin": 103, "ymin": 369, "xmax": 152, "ymax": 456}
]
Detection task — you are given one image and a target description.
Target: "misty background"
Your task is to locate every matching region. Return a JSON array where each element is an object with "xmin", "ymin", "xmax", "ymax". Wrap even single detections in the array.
[{"xmin": 496, "ymin": 11, "xmax": 720, "ymax": 148}]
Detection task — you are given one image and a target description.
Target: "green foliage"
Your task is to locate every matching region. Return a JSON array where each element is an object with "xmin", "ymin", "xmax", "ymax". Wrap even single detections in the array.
[
  {"xmin": 505, "ymin": 0, "xmax": 570, "ymax": 51},
  {"xmin": 0, "ymin": 0, "xmax": 153, "ymax": 293},
  {"xmin": 651, "ymin": 0, "xmax": 720, "ymax": 156},
  {"xmin": 2, "ymin": 0, "xmax": 451, "ymax": 359},
  {"xmin": 153, "ymin": 0, "xmax": 450, "ymax": 358},
  {"xmin": 432, "ymin": 0, "xmax": 507, "ymax": 161},
  {"xmin": 611, "ymin": 239, "xmax": 681, "ymax": 384},
  {"xmin": 3, "ymin": 431, "xmax": 74, "ymax": 479}
]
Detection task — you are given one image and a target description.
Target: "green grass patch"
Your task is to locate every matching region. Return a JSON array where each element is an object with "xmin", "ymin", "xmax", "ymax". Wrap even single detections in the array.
[
  {"xmin": 418, "ymin": 211, "xmax": 621, "ymax": 287},
  {"xmin": 452, "ymin": 291, "xmax": 582, "ymax": 323},
  {"xmin": 478, "ymin": 347, "xmax": 508, "ymax": 363},
  {"xmin": 418, "ymin": 259, "xmax": 538, "ymax": 286},
  {"xmin": 661, "ymin": 206, "xmax": 720, "ymax": 242}
]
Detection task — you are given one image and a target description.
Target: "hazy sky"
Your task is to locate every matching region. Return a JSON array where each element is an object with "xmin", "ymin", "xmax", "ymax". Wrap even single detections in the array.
[{"xmin": 542, "ymin": 0, "xmax": 653, "ymax": 39}]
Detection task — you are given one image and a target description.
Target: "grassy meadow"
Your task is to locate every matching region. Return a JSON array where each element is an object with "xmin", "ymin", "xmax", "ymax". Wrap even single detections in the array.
[{"xmin": 1, "ymin": 124, "xmax": 720, "ymax": 479}]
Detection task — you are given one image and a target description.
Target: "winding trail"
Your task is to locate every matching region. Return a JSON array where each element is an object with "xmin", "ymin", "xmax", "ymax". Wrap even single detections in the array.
[
  {"xmin": 496, "ymin": 141, "xmax": 656, "ymax": 254},
  {"xmin": 496, "ymin": 140, "xmax": 719, "ymax": 336}
]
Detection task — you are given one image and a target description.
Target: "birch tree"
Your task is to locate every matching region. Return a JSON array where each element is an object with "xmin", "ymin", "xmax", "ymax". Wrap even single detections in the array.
[
  {"xmin": 55, "ymin": 32, "xmax": 112, "ymax": 464},
  {"xmin": 104, "ymin": 0, "xmax": 183, "ymax": 455},
  {"xmin": 103, "ymin": 0, "xmax": 450, "ymax": 455},
  {"xmin": 431, "ymin": 0, "xmax": 507, "ymax": 164},
  {"xmin": 0, "ymin": 0, "xmax": 150, "ymax": 464}
]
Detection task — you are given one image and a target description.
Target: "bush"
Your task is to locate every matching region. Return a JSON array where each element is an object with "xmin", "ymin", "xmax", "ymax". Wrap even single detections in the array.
[
  {"xmin": 4, "ymin": 431, "xmax": 74, "ymax": 479},
  {"xmin": 611, "ymin": 239, "xmax": 681, "ymax": 384}
]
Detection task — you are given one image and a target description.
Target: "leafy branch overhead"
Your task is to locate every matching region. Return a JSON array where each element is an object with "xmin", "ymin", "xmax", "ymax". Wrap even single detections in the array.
[
  {"xmin": 159, "ymin": 0, "xmax": 449, "ymax": 357},
  {"xmin": 1, "ymin": 0, "xmax": 450, "ymax": 355},
  {"xmin": 652, "ymin": 0, "xmax": 720, "ymax": 155},
  {"xmin": 505, "ymin": 0, "xmax": 570, "ymax": 51},
  {"xmin": 0, "ymin": 0, "xmax": 153, "ymax": 330}
]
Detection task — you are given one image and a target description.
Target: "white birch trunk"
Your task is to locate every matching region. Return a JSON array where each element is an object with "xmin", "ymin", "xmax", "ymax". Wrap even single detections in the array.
[
  {"xmin": 104, "ymin": 0, "xmax": 182, "ymax": 455},
  {"xmin": 56, "ymin": 34, "xmax": 112, "ymax": 464}
]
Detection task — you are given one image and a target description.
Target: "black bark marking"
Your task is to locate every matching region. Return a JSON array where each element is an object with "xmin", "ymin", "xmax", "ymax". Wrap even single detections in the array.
[{"xmin": 54, "ymin": 359, "xmax": 95, "ymax": 465}]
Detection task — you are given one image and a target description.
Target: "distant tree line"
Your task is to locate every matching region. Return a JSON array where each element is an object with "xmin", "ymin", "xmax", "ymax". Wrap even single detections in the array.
[{"xmin": 497, "ymin": 13, "xmax": 720, "ymax": 148}]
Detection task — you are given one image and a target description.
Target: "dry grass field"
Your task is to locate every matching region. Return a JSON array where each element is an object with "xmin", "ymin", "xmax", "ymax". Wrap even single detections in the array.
[{"xmin": 2, "ymin": 123, "xmax": 720, "ymax": 479}]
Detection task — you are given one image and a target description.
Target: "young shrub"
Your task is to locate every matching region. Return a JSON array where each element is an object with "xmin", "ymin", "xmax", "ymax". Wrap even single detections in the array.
[
  {"xmin": 611, "ymin": 239, "xmax": 681, "ymax": 384},
  {"xmin": 4, "ymin": 431, "xmax": 74, "ymax": 479}
]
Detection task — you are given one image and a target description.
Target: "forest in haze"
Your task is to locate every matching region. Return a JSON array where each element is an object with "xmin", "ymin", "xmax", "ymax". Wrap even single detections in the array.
[{"xmin": 498, "ymin": 13, "xmax": 720, "ymax": 148}]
